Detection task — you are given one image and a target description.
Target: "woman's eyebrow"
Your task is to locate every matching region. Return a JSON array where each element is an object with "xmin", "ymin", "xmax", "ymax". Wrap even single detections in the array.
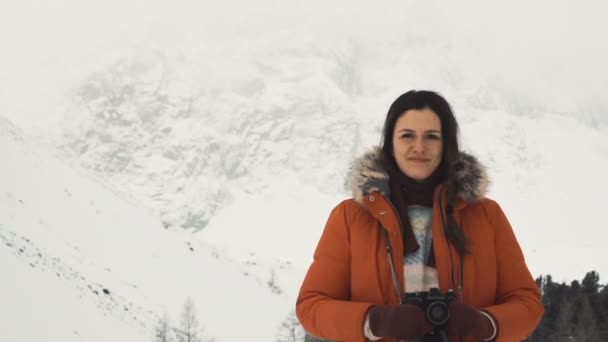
[{"xmin": 397, "ymin": 129, "xmax": 442, "ymax": 133}]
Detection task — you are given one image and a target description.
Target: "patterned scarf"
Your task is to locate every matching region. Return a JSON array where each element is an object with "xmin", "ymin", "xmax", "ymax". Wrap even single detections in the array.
[{"xmin": 387, "ymin": 165, "xmax": 444, "ymax": 266}]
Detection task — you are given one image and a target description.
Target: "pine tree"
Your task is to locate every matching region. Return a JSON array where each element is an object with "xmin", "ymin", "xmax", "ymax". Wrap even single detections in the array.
[
  {"xmin": 539, "ymin": 276, "xmax": 561, "ymax": 341},
  {"xmin": 527, "ymin": 275, "xmax": 549, "ymax": 341},
  {"xmin": 573, "ymin": 294, "xmax": 601, "ymax": 342},
  {"xmin": 545, "ymin": 283, "xmax": 576, "ymax": 342},
  {"xmin": 527, "ymin": 272, "xmax": 608, "ymax": 342},
  {"xmin": 600, "ymin": 285, "xmax": 608, "ymax": 341},
  {"xmin": 582, "ymin": 271, "xmax": 600, "ymax": 294}
]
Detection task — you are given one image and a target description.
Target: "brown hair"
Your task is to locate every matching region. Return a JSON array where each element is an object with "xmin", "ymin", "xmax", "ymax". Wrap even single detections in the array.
[{"xmin": 380, "ymin": 90, "xmax": 470, "ymax": 255}]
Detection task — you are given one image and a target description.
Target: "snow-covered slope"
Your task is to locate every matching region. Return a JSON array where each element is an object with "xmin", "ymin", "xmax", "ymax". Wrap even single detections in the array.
[
  {"xmin": 199, "ymin": 107, "xmax": 608, "ymax": 283},
  {"xmin": 0, "ymin": 117, "xmax": 302, "ymax": 341}
]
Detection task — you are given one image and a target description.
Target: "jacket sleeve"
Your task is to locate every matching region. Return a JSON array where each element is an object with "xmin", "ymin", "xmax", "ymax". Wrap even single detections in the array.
[
  {"xmin": 296, "ymin": 200, "xmax": 374, "ymax": 342},
  {"xmin": 481, "ymin": 200, "xmax": 544, "ymax": 341}
]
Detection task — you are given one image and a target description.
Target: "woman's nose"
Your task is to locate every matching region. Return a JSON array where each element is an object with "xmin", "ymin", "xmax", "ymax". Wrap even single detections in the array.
[{"xmin": 412, "ymin": 137, "xmax": 425, "ymax": 152}]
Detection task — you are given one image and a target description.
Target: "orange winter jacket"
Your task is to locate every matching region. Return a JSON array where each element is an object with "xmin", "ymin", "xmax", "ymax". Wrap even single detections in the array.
[{"xmin": 296, "ymin": 150, "xmax": 543, "ymax": 342}]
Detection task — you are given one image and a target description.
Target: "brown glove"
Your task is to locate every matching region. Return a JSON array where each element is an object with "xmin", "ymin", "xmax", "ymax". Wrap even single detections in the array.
[
  {"xmin": 368, "ymin": 304, "xmax": 434, "ymax": 339},
  {"xmin": 447, "ymin": 301, "xmax": 495, "ymax": 340}
]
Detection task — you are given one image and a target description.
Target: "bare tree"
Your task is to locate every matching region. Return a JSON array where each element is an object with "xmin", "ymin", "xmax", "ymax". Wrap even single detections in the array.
[
  {"xmin": 268, "ymin": 269, "xmax": 282, "ymax": 294},
  {"xmin": 177, "ymin": 297, "xmax": 202, "ymax": 342},
  {"xmin": 154, "ymin": 311, "xmax": 175, "ymax": 342},
  {"xmin": 276, "ymin": 311, "xmax": 305, "ymax": 342}
]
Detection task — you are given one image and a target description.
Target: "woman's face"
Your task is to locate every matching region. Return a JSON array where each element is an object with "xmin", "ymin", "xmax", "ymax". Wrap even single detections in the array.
[{"xmin": 392, "ymin": 108, "xmax": 443, "ymax": 181}]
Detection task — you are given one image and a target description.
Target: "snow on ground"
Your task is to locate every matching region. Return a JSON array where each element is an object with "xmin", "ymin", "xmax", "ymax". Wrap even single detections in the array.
[{"xmin": 0, "ymin": 118, "xmax": 297, "ymax": 341}]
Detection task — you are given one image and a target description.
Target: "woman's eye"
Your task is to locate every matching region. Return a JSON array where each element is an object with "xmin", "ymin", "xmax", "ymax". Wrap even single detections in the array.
[
  {"xmin": 426, "ymin": 134, "xmax": 441, "ymax": 140},
  {"xmin": 401, "ymin": 133, "xmax": 414, "ymax": 139}
]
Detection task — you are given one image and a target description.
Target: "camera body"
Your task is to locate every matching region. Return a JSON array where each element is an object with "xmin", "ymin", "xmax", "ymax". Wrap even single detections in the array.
[{"xmin": 403, "ymin": 288, "xmax": 457, "ymax": 326}]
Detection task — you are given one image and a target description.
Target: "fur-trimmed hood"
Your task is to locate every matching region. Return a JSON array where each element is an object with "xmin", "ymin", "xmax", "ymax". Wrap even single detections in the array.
[{"xmin": 346, "ymin": 148, "xmax": 489, "ymax": 205}]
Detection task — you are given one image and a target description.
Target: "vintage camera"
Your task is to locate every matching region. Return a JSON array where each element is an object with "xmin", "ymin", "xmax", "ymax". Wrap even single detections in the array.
[{"xmin": 403, "ymin": 288, "xmax": 457, "ymax": 326}]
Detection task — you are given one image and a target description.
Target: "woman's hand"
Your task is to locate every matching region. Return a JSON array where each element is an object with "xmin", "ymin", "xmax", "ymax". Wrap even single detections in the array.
[
  {"xmin": 447, "ymin": 301, "xmax": 496, "ymax": 340},
  {"xmin": 368, "ymin": 304, "xmax": 433, "ymax": 339}
]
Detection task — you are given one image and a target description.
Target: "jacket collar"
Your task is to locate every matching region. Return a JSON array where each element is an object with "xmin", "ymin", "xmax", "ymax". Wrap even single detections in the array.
[{"xmin": 346, "ymin": 148, "xmax": 489, "ymax": 206}]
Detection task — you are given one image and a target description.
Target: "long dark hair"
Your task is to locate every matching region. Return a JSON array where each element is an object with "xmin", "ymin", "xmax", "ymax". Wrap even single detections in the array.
[{"xmin": 380, "ymin": 90, "xmax": 469, "ymax": 255}]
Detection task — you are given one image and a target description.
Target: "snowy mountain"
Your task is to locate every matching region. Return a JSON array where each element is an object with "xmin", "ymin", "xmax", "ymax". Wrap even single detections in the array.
[
  {"xmin": 36, "ymin": 43, "xmax": 608, "ymax": 283},
  {"xmin": 4, "ymin": 0, "xmax": 607, "ymax": 240},
  {"xmin": 0, "ymin": 117, "xmax": 303, "ymax": 341},
  {"xmin": 43, "ymin": 43, "xmax": 372, "ymax": 234}
]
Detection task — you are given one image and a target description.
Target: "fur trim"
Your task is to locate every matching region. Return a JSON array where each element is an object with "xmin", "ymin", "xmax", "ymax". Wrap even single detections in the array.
[
  {"xmin": 346, "ymin": 148, "xmax": 390, "ymax": 203},
  {"xmin": 346, "ymin": 148, "xmax": 488, "ymax": 204},
  {"xmin": 447, "ymin": 152, "xmax": 489, "ymax": 202}
]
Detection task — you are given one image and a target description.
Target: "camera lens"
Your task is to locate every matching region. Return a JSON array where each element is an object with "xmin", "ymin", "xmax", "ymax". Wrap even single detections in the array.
[{"xmin": 426, "ymin": 301, "xmax": 449, "ymax": 325}]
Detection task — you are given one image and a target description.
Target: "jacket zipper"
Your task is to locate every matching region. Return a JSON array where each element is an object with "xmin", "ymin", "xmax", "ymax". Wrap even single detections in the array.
[
  {"xmin": 381, "ymin": 197, "xmax": 406, "ymax": 303},
  {"xmin": 438, "ymin": 185, "xmax": 464, "ymax": 302},
  {"xmin": 382, "ymin": 228, "xmax": 403, "ymax": 304}
]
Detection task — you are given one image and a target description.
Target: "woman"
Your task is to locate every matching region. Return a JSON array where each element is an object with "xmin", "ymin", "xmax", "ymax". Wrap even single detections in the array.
[{"xmin": 296, "ymin": 90, "xmax": 543, "ymax": 342}]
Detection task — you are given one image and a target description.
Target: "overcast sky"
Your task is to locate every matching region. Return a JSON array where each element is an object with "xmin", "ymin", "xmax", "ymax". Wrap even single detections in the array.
[{"xmin": 1, "ymin": 0, "xmax": 606, "ymax": 126}]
